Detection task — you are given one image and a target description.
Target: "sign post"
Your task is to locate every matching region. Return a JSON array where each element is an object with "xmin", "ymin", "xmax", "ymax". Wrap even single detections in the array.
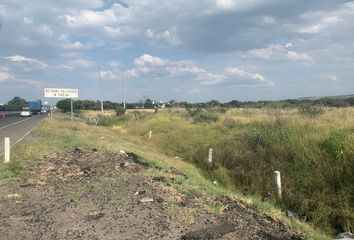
[{"xmin": 44, "ymin": 88, "xmax": 79, "ymax": 121}]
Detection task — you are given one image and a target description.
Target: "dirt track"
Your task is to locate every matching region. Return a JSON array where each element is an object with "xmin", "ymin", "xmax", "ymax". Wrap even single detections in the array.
[{"xmin": 0, "ymin": 149, "xmax": 304, "ymax": 239}]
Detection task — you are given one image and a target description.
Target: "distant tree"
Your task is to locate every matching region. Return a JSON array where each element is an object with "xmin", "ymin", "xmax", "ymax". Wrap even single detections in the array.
[
  {"xmin": 206, "ymin": 99, "xmax": 220, "ymax": 107},
  {"xmin": 6, "ymin": 96, "xmax": 27, "ymax": 110},
  {"xmin": 144, "ymin": 98, "xmax": 154, "ymax": 109},
  {"xmin": 56, "ymin": 99, "xmax": 71, "ymax": 112},
  {"xmin": 103, "ymin": 101, "xmax": 118, "ymax": 109}
]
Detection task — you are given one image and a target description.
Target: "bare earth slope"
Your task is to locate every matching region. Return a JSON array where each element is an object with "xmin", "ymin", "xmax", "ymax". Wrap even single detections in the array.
[{"xmin": 0, "ymin": 149, "xmax": 303, "ymax": 240}]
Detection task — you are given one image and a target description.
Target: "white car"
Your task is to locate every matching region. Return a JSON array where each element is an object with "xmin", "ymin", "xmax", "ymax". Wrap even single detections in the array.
[{"xmin": 20, "ymin": 110, "xmax": 32, "ymax": 117}]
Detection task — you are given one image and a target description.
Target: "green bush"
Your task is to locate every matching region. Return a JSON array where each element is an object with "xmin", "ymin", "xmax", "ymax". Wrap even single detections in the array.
[
  {"xmin": 97, "ymin": 116, "xmax": 119, "ymax": 127},
  {"xmin": 193, "ymin": 111, "xmax": 219, "ymax": 123},
  {"xmin": 116, "ymin": 106, "xmax": 126, "ymax": 116},
  {"xmin": 245, "ymin": 122, "xmax": 294, "ymax": 149},
  {"xmin": 319, "ymin": 131, "xmax": 347, "ymax": 160},
  {"xmin": 186, "ymin": 108, "xmax": 219, "ymax": 123}
]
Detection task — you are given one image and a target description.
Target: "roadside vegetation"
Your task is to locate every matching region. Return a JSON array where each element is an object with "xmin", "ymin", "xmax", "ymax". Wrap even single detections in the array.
[
  {"xmin": 0, "ymin": 112, "xmax": 334, "ymax": 239},
  {"xmin": 2, "ymin": 105, "xmax": 353, "ymax": 237},
  {"xmin": 78, "ymin": 106, "xmax": 354, "ymax": 236}
]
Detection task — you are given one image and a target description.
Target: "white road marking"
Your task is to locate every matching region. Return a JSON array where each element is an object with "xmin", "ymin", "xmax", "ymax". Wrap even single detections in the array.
[
  {"xmin": 13, "ymin": 130, "xmax": 33, "ymax": 146},
  {"xmin": 0, "ymin": 115, "xmax": 40, "ymax": 131}
]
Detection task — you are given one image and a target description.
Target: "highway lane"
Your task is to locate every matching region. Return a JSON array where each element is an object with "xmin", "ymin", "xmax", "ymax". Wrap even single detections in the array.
[
  {"xmin": 0, "ymin": 114, "xmax": 47, "ymax": 155},
  {"xmin": 0, "ymin": 115, "xmax": 24, "ymax": 128}
]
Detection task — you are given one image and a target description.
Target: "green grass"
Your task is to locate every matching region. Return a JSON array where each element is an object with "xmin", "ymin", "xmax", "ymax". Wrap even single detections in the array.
[{"xmin": 0, "ymin": 113, "xmax": 336, "ymax": 239}]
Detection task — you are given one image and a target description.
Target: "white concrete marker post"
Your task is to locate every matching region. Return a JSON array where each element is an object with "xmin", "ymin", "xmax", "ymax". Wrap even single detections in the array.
[
  {"xmin": 274, "ymin": 171, "xmax": 282, "ymax": 201},
  {"xmin": 71, "ymin": 99, "xmax": 73, "ymax": 122},
  {"xmin": 149, "ymin": 130, "xmax": 152, "ymax": 141},
  {"xmin": 208, "ymin": 148, "xmax": 213, "ymax": 166},
  {"xmin": 4, "ymin": 137, "xmax": 10, "ymax": 163}
]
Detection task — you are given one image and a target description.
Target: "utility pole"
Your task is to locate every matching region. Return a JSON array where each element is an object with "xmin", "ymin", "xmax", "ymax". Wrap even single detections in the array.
[
  {"xmin": 123, "ymin": 72, "xmax": 126, "ymax": 109},
  {"xmin": 99, "ymin": 65, "xmax": 103, "ymax": 115}
]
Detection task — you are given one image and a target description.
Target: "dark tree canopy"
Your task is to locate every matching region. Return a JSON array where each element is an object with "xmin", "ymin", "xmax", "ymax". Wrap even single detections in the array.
[
  {"xmin": 6, "ymin": 96, "xmax": 27, "ymax": 110},
  {"xmin": 144, "ymin": 99, "xmax": 154, "ymax": 109}
]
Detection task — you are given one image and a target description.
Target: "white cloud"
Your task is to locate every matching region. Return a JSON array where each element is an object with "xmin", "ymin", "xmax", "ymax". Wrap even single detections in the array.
[
  {"xmin": 0, "ymin": 67, "xmax": 42, "ymax": 88},
  {"xmin": 327, "ymin": 74, "xmax": 339, "ymax": 82},
  {"xmin": 134, "ymin": 54, "xmax": 168, "ymax": 67},
  {"xmin": 69, "ymin": 59, "xmax": 95, "ymax": 68},
  {"xmin": 297, "ymin": 8, "xmax": 347, "ymax": 34},
  {"xmin": 62, "ymin": 3, "xmax": 129, "ymax": 28},
  {"xmin": 127, "ymin": 54, "xmax": 271, "ymax": 87},
  {"xmin": 145, "ymin": 28, "xmax": 182, "ymax": 47},
  {"xmin": 100, "ymin": 70, "xmax": 117, "ymax": 80},
  {"xmin": 262, "ymin": 15, "xmax": 275, "ymax": 24},
  {"xmin": 215, "ymin": 0, "xmax": 235, "ymax": 10},
  {"xmin": 247, "ymin": 44, "xmax": 314, "ymax": 63},
  {"xmin": 5, "ymin": 55, "xmax": 49, "ymax": 67},
  {"xmin": 23, "ymin": 17, "xmax": 33, "ymax": 24},
  {"xmin": 225, "ymin": 67, "xmax": 269, "ymax": 83},
  {"xmin": 0, "ymin": 67, "xmax": 13, "ymax": 82},
  {"xmin": 5, "ymin": 55, "xmax": 72, "ymax": 71}
]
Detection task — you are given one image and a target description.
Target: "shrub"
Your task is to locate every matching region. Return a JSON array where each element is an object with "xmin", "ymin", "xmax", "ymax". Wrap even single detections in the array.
[
  {"xmin": 116, "ymin": 106, "xmax": 126, "ymax": 116},
  {"xmin": 298, "ymin": 104, "xmax": 324, "ymax": 117},
  {"xmin": 185, "ymin": 108, "xmax": 219, "ymax": 123},
  {"xmin": 97, "ymin": 116, "xmax": 119, "ymax": 127},
  {"xmin": 193, "ymin": 111, "xmax": 219, "ymax": 123},
  {"xmin": 245, "ymin": 122, "xmax": 294, "ymax": 149},
  {"xmin": 319, "ymin": 131, "xmax": 347, "ymax": 160}
]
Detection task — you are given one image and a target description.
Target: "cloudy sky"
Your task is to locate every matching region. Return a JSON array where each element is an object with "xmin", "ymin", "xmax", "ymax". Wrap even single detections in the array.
[{"xmin": 0, "ymin": 0, "xmax": 353, "ymax": 103}]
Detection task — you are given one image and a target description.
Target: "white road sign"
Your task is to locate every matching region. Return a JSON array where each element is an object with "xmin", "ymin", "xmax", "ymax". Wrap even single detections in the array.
[{"xmin": 44, "ymin": 88, "xmax": 79, "ymax": 98}]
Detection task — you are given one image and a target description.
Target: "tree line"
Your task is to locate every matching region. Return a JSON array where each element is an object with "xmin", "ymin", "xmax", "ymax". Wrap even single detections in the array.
[
  {"xmin": 2, "ymin": 95, "xmax": 353, "ymax": 112},
  {"xmin": 0, "ymin": 96, "xmax": 28, "ymax": 111}
]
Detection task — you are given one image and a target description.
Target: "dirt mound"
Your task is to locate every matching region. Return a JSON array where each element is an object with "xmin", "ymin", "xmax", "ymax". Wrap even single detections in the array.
[{"xmin": 0, "ymin": 149, "xmax": 304, "ymax": 240}]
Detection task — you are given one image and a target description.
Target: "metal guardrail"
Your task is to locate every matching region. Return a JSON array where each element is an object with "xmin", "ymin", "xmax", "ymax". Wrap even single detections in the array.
[{"xmin": 0, "ymin": 111, "xmax": 21, "ymax": 118}]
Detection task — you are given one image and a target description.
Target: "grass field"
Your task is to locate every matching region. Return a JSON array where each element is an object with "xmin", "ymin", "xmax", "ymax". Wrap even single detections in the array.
[
  {"xmin": 1, "ymin": 107, "xmax": 352, "ymax": 238},
  {"xmin": 79, "ymin": 106, "xmax": 354, "ymax": 236}
]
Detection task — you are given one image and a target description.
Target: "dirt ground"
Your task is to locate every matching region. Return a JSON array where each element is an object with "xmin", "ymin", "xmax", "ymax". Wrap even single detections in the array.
[{"xmin": 0, "ymin": 149, "xmax": 304, "ymax": 240}]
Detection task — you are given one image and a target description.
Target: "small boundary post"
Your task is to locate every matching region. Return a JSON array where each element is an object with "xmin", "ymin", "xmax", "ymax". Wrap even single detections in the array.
[
  {"xmin": 149, "ymin": 130, "xmax": 152, "ymax": 141},
  {"xmin": 71, "ymin": 99, "xmax": 73, "ymax": 122},
  {"xmin": 208, "ymin": 148, "xmax": 213, "ymax": 167},
  {"xmin": 274, "ymin": 171, "xmax": 282, "ymax": 201},
  {"xmin": 4, "ymin": 137, "xmax": 10, "ymax": 163}
]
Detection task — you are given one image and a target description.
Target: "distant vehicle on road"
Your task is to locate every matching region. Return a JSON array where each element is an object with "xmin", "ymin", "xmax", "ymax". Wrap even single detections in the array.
[
  {"xmin": 20, "ymin": 109, "xmax": 32, "ymax": 117},
  {"xmin": 28, "ymin": 100, "xmax": 42, "ymax": 115}
]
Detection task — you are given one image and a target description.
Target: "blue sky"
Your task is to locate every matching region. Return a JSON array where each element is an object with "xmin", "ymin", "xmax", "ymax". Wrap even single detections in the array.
[{"xmin": 0, "ymin": 0, "xmax": 353, "ymax": 103}]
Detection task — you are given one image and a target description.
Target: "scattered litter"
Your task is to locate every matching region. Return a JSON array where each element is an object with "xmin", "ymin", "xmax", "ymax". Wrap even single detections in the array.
[
  {"xmin": 86, "ymin": 211, "xmax": 105, "ymax": 221},
  {"xmin": 100, "ymin": 136, "xmax": 104, "ymax": 139},
  {"xmin": 174, "ymin": 156, "xmax": 179, "ymax": 159},
  {"xmin": 135, "ymin": 190, "xmax": 146, "ymax": 195},
  {"xmin": 19, "ymin": 183, "xmax": 32, "ymax": 188},
  {"xmin": 139, "ymin": 197, "xmax": 154, "ymax": 203},
  {"xmin": 336, "ymin": 232, "xmax": 354, "ymax": 239},
  {"xmin": 213, "ymin": 180, "xmax": 218, "ymax": 185},
  {"xmin": 7, "ymin": 193, "xmax": 22, "ymax": 199}
]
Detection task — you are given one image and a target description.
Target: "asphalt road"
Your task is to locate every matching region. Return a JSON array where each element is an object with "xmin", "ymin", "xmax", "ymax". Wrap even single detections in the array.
[{"xmin": 0, "ymin": 114, "xmax": 46, "ymax": 155}]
